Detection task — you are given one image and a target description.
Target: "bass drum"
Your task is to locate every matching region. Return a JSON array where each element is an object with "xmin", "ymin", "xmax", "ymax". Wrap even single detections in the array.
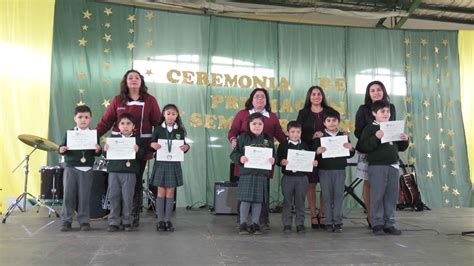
[{"xmin": 90, "ymin": 170, "xmax": 109, "ymax": 219}]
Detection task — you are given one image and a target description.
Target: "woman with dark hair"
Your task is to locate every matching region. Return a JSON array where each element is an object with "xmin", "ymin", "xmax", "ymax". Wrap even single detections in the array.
[
  {"xmin": 296, "ymin": 85, "xmax": 333, "ymax": 229},
  {"xmin": 354, "ymin": 80, "xmax": 396, "ymax": 229},
  {"xmin": 228, "ymin": 88, "xmax": 286, "ymax": 228},
  {"xmin": 96, "ymin": 69, "xmax": 161, "ymax": 227}
]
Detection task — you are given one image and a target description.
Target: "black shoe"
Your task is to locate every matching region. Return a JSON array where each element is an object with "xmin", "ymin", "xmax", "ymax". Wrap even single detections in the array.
[
  {"xmin": 80, "ymin": 223, "xmax": 91, "ymax": 231},
  {"xmin": 325, "ymin": 224, "xmax": 334, "ymax": 232},
  {"xmin": 156, "ymin": 221, "xmax": 166, "ymax": 232},
  {"xmin": 123, "ymin": 224, "xmax": 132, "ymax": 232},
  {"xmin": 334, "ymin": 224, "xmax": 343, "ymax": 233},
  {"xmin": 283, "ymin": 225, "xmax": 291, "ymax": 233},
  {"xmin": 383, "ymin": 226, "xmax": 402, "ymax": 235},
  {"xmin": 318, "ymin": 214, "xmax": 326, "ymax": 230},
  {"xmin": 132, "ymin": 217, "xmax": 140, "ymax": 228},
  {"xmin": 261, "ymin": 222, "xmax": 270, "ymax": 231},
  {"xmin": 60, "ymin": 222, "xmax": 71, "ymax": 232},
  {"xmin": 311, "ymin": 216, "xmax": 319, "ymax": 229},
  {"xmin": 252, "ymin": 223, "xmax": 262, "ymax": 235},
  {"xmin": 239, "ymin": 223, "xmax": 249, "ymax": 235},
  {"xmin": 165, "ymin": 221, "xmax": 175, "ymax": 232},
  {"xmin": 372, "ymin": 225, "xmax": 384, "ymax": 235},
  {"xmin": 296, "ymin": 225, "xmax": 305, "ymax": 233},
  {"xmin": 107, "ymin": 225, "xmax": 119, "ymax": 232}
]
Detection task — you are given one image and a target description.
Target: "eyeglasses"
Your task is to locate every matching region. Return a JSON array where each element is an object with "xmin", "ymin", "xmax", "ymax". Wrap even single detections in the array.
[{"xmin": 253, "ymin": 95, "xmax": 266, "ymax": 99}]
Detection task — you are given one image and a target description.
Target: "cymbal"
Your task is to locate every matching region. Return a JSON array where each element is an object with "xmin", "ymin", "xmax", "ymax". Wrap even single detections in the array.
[{"xmin": 18, "ymin": 134, "xmax": 59, "ymax": 152}]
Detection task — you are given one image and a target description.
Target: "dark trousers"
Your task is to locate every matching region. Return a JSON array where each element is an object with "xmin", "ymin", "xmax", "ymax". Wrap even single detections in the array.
[{"xmin": 131, "ymin": 160, "xmax": 147, "ymax": 220}]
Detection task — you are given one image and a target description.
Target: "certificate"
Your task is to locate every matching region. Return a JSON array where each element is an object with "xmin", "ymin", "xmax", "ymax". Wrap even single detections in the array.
[
  {"xmin": 285, "ymin": 149, "xmax": 315, "ymax": 172},
  {"xmin": 67, "ymin": 130, "xmax": 97, "ymax": 150},
  {"xmin": 380, "ymin": 120, "xmax": 405, "ymax": 144},
  {"xmin": 320, "ymin": 135, "xmax": 350, "ymax": 159},
  {"xmin": 156, "ymin": 139, "xmax": 184, "ymax": 162},
  {"xmin": 106, "ymin": 137, "xmax": 136, "ymax": 160},
  {"xmin": 244, "ymin": 146, "xmax": 273, "ymax": 170}
]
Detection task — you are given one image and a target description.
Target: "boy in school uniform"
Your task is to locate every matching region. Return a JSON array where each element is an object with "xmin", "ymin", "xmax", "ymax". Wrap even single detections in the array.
[
  {"xmin": 59, "ymin": 105, "xmax": 102, "ymax": 232},
  {"xmin": 357, "ymin": 100, "xmax": 408, "ymax": 235},
  {"xmin": 277, "ymin": 121, "xmax": 318, "ymax": 233},
  {"xmin": 104, "ymin": 113, "xmax": 145, "ymax": 232},
  {"xmin": 314, "ymin": 109, "xmax": 355, "ymax": 233}
]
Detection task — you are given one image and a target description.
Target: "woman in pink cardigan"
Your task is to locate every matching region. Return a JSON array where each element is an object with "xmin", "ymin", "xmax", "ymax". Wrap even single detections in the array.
[{"xmin": 228, "ymin": 88, "xmax": 286, "ymax": 229}]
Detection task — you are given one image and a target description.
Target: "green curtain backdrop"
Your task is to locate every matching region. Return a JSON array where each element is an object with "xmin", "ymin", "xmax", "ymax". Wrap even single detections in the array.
[{"xmin": 49, "ymin": 0, "xmax": 471, "ymax": 208}]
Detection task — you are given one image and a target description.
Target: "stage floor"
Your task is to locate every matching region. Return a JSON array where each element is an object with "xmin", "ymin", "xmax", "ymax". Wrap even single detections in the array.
[{"xmin": 0, "ymin": 207, "xmax": 473, "ymax": 265}]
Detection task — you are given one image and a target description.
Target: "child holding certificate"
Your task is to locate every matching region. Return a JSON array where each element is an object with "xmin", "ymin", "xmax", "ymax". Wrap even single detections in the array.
[
  {"xmin": 104, "ymin": 113, "xmax": 145, "ymax": 232},
  {"xmin": 59, "ymin": 105, "xmax": 101, "ymax": 232},
  {"xmin": 314, "ymin": 109, "xmax": 354, "ymax": 233},
  {"xmin": 150, "ymin": 104, "xmax": 190, "ymax": 232},
  {"xmin": 277, "ymin": 121, "xmax": 318, "ymax": 233},
  {"xmin": 230, "ymin": 112, "xmax": 275, "ymax": 235},
  {"xmin": 357, "ymin": 100, "xmax": 408, "ymax": 236}
]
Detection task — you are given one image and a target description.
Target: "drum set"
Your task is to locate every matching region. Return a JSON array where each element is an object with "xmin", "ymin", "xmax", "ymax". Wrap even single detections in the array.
[{"xmin": 2, "ymin": 135, "xmax": 110, "ymax": 223}]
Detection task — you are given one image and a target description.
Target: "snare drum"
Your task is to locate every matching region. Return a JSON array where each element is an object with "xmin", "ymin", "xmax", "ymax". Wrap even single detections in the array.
[{"xmin": 39, "ymin": 166, "xmax": 64, "ymax": 200}]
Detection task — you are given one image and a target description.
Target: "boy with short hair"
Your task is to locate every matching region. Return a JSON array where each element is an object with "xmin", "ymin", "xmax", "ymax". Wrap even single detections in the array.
[
  {"xmin": 104, "ymin": 113, "xmax": 145, "ymax": 232},
  {"xmin": 358, "ymin": 100, "xmax": 408, "ymax": 235},
  {"xmin": 277, "ymin": 121, "xmax": 317, "ymax": 233},
  {"xmin": 59, "ymin": 105, "xmax": 101, "ymax": 231},
  {"xmin": 314, "ymin": 109, "xmax": 354, "ymax": 233}
]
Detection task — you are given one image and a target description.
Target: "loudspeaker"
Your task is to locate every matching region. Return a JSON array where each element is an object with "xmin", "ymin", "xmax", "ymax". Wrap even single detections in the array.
[{"xmin": 213, "ymin": 182, "xmax": 238, "ymax": 215}]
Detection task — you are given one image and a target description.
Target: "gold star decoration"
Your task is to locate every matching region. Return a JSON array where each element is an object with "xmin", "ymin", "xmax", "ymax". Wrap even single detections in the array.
[
  {"xmin": 446, "ymin": 100, "xmax": 453, "ymax": 108},
  {"xmin": 104, "ymin": 7, "xmax": 113, "ymax": 16},
  {"xmin": 448, "ymin": 156, "xmax": 456, "ymax": 163},
  {"xmin": 448, "ymin": 146, "xmax": 455, "ymax": 152},
  {"xmin": 147, "ymin": 28, "xmax": 153, "ymax": 33},
  {"xmin": 442, "ymin": 184, "xmax": 449, "ymax": 192},
  {"xmin": 103, "ymin": 62, "xmax": 110, "ymax": 70},
  {"xmin": 79, "ymin": 88, "xmax": 85, "ymax": 94},
  {"xmin": 425, "ymin": 134, "xmax": 431, "ymax": 141},
  {"xmin": 406, "ymin": 120, "xmax": 413, "ymax": 128},
  {"xmin": 426, "ymin": 171, "xmax": 433, "ymax": 179},
  {"xmin": 434, "ymin": 47, "xmax": 439, "ymax": 54},
  {"xmin": 83, "ymin": 10, "xmax": 92, "ymax": 19},
  {"xmin": 455, "ymin": 205, "xmax": 460, "ymax": 208},
  {"xmin": 104, "ymin": 48, "xmax": 110, "ymax": 54},
  {"xmin": 447, "ymin": 129, "xmax": 455, "ymax": 137},
  {"xmin": 427, "ymin": 153, "xmax": 431, "ymax": 158},
  {"xmin": 440, "ymin": 142, "xmax": 446, "ymax": 149},
  {"xmin": 102, "ymin": 99, "xmax": 111, "ymax": 108},
  {"xmin": 445, "ymin": 198, "xmax": 450, "ymax": 204},
  {"xmin": 437, "ymin": 94, "xmax": 441, "ymax": 99},
  {"xmin": 405, "ymin": 53, "xmax": 411, "ymax": 59},
  {"xmin": 409, "ymin": 157, "xmax": 417, "ymax": 164},
  {"xmin": 444, "ymin": 55, "xmax": 448, "ymax": 61},
  {"xmin": 127, "ymin": 42, "xmax": 135, "ymax": 50},
  {"xmin": 145, "ymin": 12, "xmax": 155, "ymax": 20},
  {"xmin": 82, "ymin": 25, "xmax": 88, "ymax": 31},
  {"xmin": 408, "ymin": 142, "xmax": 415, "ymax": 149},
  {"xmin": 444, "ymin": 70, "xmax": 449, "ymax": 77},
  {"xmin": 102, "ymin": 34, "xmax": 112, "ymax": 43},
  {"xmin": 442, "ymin": 39, "xmax": 448, "ymax": 46},
  {"xmin": 405, "ymin": 65, "xmax": 412, "ymax": 72},
  {"xmin": 78, "ymin": 72, "xmax": 86, "ymax": 79},
  {"xmin": 436, "ymin": 63, "xmax": 440, "ymax": 68},
  {"xmin": 440, "ymin": 128, "xmax": 444, "ymax": 133},
  {"xmin": 420, "ymin": 38, "xmax": 428, "ymax": 46},
  {"xmin": 450, "ymin": 170, "xmax": 457, "ymax": 176},
  {"xmin": 103, "ymin": 79, "xmax": 110, "ymax": 86},
  {"xmin": 145, "ymin": 69, "xmax": 153, "ymax": 76},
  {"xmin": 405, "ymin": 96, "xmax": 412, "ymax": 103},
  {"xmin": 436, "ymin": 78, "xmax": 441, "ymax": 84},
  {"xmin": 79, "ymin": 56, "xmax": 86, "ymax": 61},
  {"xmin": 404, "ymin": 38, "xmax": 411, "ymax": 45},
  {"xmin": 127, "ymin": 14, "xmax": 136, "ymax": 23},
  {"xmin": 146, "ymin": 40, "xmax": 153, "ymax": 48},
  {"xmin": 424, "ymin": 116, "xmax": 430, "ymax": 120},
  {"xmin": 452, "ymin": 188, "xmax": 460, "ymax": 197},
  {"xmin": 422, "ymin": 68, "xmax": 429, "ymax": 76},
  {"xmin": 104, "ymin": 22, "xmax": 111, "ymax": 29},
  {"xmin": 437, "ymin": 112, "xmax": 443, "ymax": 119},
  {"xmin": 78, "ymin": 38, "xmax": 88, "ymax": 46},
  {"xmin": 442, "ymin": 164, "xmax": 447, "ymax": 169},
  {"xmin": 77, "ymin": 100, "xmax": 85, "ymax": 106},
  {"xmin": 128, "ymin": 28, "xmax": 134, "ymax": 34},
  {"xmin": 423, "ymin": 99, "xmax": 430, "ymax": 108}
]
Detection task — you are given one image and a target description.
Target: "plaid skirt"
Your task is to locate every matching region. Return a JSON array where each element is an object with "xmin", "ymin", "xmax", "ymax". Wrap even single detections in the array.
[
  {"xmin": 151, "ymin": 161, "xmax": 183, "ymax": 188},
  {"xmin": 238, "ymin": 174, "xmax": 268, "ymax": 203}
]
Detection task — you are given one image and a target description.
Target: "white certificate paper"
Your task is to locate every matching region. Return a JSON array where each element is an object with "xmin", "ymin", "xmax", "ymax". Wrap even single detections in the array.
[
  {"xmin": 380, "ymin": 120, "xmax": 405, "ymax": 144},
  {"xmin": 156, "ymin": 139, "xmax": 184, "ymax": 162},
  {"xmin": 106, "ymin": 137, "xmax": 136, "ymax": 160},
  {"xmin": 244, "ymin": 146, "xmax": 273, "ymax": 170},
  {"xmin": 285, "ymin": 149, "xmax": 315, "ymax": 172},
  {"xmin": 67, "ymin": 130, "xmax": 97, "ymax": 150},
  {"xmin": 320, "ymin": 135, "xmax": 350, "ymax": 159}
]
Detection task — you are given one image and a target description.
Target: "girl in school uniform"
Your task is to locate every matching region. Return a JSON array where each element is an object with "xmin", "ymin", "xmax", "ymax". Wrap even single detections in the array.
[
  {"xmin": 230, "ymin": 112, "xmax": 275, "ymax": 235},
  {"xmin": 150, "ymin": 104, "xmax": 190, "ymax": 232}
]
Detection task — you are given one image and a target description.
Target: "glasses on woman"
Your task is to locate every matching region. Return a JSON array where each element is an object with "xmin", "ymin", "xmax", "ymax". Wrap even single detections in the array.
[{"xmin": 253, "ymin": 95, "xmax": 266, "ymax": 99}]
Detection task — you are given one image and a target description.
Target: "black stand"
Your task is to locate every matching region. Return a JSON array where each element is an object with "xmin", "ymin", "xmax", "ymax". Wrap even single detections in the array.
[{"xmin": 343, "ymin": 163, "xmax": 366, "ymax": 210}]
